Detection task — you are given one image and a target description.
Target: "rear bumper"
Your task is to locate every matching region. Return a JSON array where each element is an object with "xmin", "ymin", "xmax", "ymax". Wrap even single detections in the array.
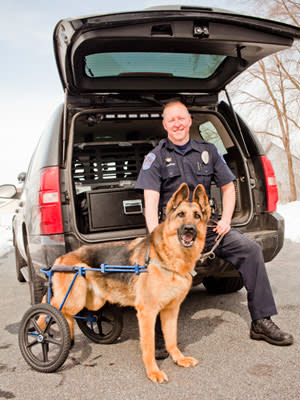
[
  {"xmin": 243, "ymin": 211, "xmax": 284, "ymax": 263},
  {"xmin": 31, "ymin": 213, "xmax": 284, "ymax": 282}
]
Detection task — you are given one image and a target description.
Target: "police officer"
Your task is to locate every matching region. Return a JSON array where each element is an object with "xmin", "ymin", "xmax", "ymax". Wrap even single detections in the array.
[{"xmin": 136, "ymin": 101, "xmax": 293, "ymax": 359}]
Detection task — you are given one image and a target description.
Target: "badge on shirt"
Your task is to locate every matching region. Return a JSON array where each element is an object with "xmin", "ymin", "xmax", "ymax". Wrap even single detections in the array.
[
  {"xmin": 201, "ymin": 150, "xmax": 209, "ymax": 164},
  {"xmin": 142, "ymin": 152, "xmax": 156, "ymax": 170},
  {"xmin": 165, "ymin": 157, "xmax": 176, "ymax": 167}
]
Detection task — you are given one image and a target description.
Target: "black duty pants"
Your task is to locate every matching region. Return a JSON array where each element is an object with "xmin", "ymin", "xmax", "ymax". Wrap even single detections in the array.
[{"xmin": 205, "ymin": 227, "xmax": 278, "ymax": 321}]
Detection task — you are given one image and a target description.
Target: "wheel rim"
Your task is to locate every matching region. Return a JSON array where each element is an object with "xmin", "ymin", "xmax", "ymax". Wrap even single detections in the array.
[
  {"xmin": 22, "ymin": 309, "xmax": 66, "ymax": 367},
  {"xmin": 84, "ymin": 309, "xmax": 116, "ymax": 337}
]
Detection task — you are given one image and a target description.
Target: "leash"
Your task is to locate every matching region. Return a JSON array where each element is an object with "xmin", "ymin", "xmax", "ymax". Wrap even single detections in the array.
[
  {"xmin": 144, "ymin": 219, "xmax": 226, "ymax": 273},
  {"xmin": 198, "ymin": 219, "xmax": 225, "ymax": 264}
]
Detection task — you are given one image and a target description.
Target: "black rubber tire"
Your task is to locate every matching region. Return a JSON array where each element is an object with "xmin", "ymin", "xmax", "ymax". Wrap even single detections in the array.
[
  {"xmin": 14, "ymin": 244, "xmax": 26, "ymax": 282},
  {"xmin": 76, "ymin": 304, "xmax": 123, "ymax": 344},
  {"xmin": 18, "ymin": 304, "xmax": 71, "ymax": 373},
  {"xmin": 202, "ymin": 276, "xmax": 244, "ymax": 294},
  {"xmin": 26, "ymin": 243, "xmax": 45, "ymax": 304}
]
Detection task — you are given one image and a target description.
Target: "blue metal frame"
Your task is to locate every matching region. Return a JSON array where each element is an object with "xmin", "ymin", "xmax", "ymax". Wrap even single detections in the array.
[{"xmin": 41, "ymin": 263, "xmax": 147, "ymax": 313}]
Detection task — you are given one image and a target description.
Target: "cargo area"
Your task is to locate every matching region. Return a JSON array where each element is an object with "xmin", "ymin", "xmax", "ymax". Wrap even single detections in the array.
[{"xmin": 69, "ymin": 108, "xmax": 252, "ymax": 238}]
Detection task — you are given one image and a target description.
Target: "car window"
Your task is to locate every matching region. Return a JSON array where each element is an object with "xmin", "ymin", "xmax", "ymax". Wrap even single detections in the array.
[
  {"xmin": 190, "ymin": 113, "xmax": 234, "ymax": 156},
  {"xmin": 199, "ymin": 120, "xmax": 228, "ymax": 156},
  {"xmin": 84, "ymin": 52, "xmax": 226, "ymax": 79}
]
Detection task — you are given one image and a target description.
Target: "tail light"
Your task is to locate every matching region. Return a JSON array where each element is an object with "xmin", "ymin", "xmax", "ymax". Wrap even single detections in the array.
[
  {"xmin": 39, "ymin": 166, "xmax": 64, "ymax": 234},
  {"xmin": 260, "ymin": 155, "xmax": 278, "ymax": 212}
]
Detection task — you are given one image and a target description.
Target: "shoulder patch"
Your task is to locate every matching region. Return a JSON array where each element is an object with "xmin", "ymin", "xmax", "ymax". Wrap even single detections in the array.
[{"xmin": 142, "ymin": 152, "xmax": 156, "ymax": 170}]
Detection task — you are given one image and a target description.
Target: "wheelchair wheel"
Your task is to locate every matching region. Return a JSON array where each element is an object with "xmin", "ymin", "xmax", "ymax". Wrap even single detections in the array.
[
  {"xmin": 76, "ymin": 304, "xmax": 123, "ymax": 344},
  {"xmin": 18, "ymin": 303, "xmax": 71, "ymax": 373}
]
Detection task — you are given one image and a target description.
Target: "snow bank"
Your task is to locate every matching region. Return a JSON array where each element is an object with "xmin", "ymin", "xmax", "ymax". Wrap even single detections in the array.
[
  {"xmin": 277, "ymin": 201, "xmax": 300, "ymax": 243},
  {"xmin": 0, "ymin": 212, "xmax": 13, "ymax": 258}
]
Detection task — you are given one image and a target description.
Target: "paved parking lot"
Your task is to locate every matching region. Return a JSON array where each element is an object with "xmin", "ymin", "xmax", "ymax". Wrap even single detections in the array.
[{"xmin": 0, "ymin": 241, "xmax": 300, "ymax": 400}]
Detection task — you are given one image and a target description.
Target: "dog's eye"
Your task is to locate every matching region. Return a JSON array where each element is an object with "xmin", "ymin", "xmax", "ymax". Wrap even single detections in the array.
[
  {"xmin": 177, "ymin": 211, "xmax": 185, "ymax": 218},
  {"xmin": 194, "ymin": 212, "xmax": 201, "ymax": 219}
]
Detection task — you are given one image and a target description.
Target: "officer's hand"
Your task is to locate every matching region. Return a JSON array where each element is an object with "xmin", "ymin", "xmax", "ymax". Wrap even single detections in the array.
[{"xmin": 213, "ymin": 219, "xmax": 231, "ymax": 236}]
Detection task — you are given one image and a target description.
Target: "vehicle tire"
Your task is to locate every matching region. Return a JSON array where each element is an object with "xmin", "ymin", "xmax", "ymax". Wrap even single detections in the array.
[
  {"xmin": 14, "ymin": 244, "xmax": 26, "ymax": 282},
  {"xmin": 18, "ymin": 303, "xmax": 71, "ymax": 373},
  {"xmin": 76, "ymin": 304, "xmax": 123, "ymax": 344},
  {"xmin": 26, "ymin": 243, "xmax": 45, "ymax": 304},
  {"xmin": 202, "ymin": 276, "xmax": 244, "ymax": 294}
]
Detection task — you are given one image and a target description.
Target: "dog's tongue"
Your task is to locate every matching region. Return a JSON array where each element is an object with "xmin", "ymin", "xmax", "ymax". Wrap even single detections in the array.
[{"xmin": 182, "ymin": 233, "xmax": 193, "ymax": 242}]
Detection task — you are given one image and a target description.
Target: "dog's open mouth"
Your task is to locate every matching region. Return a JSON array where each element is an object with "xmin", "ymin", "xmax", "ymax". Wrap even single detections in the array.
[{"xmin": 178, "ymin": 225, "xmax": 197, "ymax": 248}]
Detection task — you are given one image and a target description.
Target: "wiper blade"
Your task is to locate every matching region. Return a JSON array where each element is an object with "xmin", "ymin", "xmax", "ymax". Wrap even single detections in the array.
[{"xmin": 118, "ymin": 72, "xmax": 174, "ymax": 77}]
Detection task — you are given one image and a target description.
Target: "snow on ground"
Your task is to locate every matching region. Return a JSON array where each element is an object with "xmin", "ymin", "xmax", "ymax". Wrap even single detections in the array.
[
  {"xmin": 0, "ymin": 201, "xmax": 299, "ymax": 259},
  {"xmin": 0, "ymin": 204, "xmax": 14, "ymax": 258},
  {"xmin": 277, "ymin": 201, "xmax": 300, "ymax": 244}
]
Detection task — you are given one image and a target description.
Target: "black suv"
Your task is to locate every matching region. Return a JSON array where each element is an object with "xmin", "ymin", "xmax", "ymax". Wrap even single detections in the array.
[{"xmin": 12, "ymin": 6, "xmax": 300, "ymax": 304}]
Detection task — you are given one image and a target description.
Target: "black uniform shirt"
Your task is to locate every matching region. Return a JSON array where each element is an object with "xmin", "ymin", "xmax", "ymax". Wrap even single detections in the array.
[{"xmin": 136, "ymin": 137, "xmax": 236, "ymax": 212}]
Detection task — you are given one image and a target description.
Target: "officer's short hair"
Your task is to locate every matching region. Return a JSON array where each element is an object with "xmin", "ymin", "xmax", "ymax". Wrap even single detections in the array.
[{"xmin": 162, "ymin": 101, "xmax": 190, "ymax": 119}]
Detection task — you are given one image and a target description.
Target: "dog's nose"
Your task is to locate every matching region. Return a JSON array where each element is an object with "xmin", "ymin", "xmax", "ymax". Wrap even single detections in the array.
[{"xmin": 183, "ymin": 224, "xmax": 197, "ymax": 234}]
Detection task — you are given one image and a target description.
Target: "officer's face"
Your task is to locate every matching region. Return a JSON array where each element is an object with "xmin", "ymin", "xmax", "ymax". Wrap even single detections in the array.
[{"xmin": 163, "ymin": 103, "xmax": 192, "ymax": 146}]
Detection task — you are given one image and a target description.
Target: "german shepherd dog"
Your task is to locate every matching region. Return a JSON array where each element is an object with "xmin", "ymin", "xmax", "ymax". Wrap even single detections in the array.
[{"xmin": 45, "ymin": 183, "xmax": 211, "ymax": 383}]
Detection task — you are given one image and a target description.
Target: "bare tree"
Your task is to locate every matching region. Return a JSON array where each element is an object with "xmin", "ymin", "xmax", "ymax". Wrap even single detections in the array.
[{"xmin": 230, "ymin": 0, "xmax": 300, "ymax": 201}]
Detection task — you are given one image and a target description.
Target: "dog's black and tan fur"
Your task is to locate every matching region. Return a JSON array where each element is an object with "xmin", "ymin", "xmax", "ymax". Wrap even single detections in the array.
[{"xmin": 43, "ymin": 183, "xmax": 211, "ymax": 383}]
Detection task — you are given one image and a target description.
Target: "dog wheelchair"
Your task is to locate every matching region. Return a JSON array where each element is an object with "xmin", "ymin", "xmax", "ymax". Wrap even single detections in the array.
[{"xmin": 18, "ymin": 263, "xmax": 147, "ymax": 372}]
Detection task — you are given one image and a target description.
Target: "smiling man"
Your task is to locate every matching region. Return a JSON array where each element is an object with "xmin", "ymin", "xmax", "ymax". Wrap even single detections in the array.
[
  {"xmin": 136, "ymin": 101, "xmax": 293, "ymax": 359},
  {"xmin": 139, "ymin": 101, "xmax": 235, "ymax": 236}
]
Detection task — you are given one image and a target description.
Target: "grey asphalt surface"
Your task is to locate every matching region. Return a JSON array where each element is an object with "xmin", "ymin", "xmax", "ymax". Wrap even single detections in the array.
[{"xmin": 0, "ymin": 241, "xmax": 300, "ymax": 400}]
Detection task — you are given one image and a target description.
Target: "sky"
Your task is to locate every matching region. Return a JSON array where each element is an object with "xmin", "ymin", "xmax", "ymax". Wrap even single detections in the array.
[{"xmin": 0, "ymin": 0, "xmax": 252, "ymax": 186}]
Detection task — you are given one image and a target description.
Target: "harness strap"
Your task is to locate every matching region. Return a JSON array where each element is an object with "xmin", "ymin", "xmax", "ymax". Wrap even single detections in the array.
[
  {"xmin": 51, "ymin": 265, "xmax": 78, "ymax": 273},
  {"xmin": 145, "ymin": 245, "xmax": 197, "ymax": 277},
  {"xmin": 145, "ymin": 244, "xmax": 151, "ymax": 266}
]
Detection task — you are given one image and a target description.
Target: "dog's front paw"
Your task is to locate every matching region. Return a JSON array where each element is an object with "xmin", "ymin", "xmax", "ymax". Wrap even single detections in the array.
[
  {"xmin": 148, "ymin": 369, "xmax": 168, "ymax": 384},
  {"xmin": 176, "ymin": 356, "xmax": 199, "ymax": 368}
]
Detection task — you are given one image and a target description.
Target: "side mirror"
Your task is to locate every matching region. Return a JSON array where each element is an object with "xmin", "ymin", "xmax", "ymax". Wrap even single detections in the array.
[
  {"xmin": 0, "ymin": 184, "xmax": 17, "ymax": 199},
  {"xmin": 17, "ymin": 172, "xmax": 27, "ymax": 184}
]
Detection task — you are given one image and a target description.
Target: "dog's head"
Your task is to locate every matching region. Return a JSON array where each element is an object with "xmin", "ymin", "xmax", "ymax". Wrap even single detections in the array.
[{"xmin": 165, "ymin": 183, "xmax": 211, "ymax": 249}]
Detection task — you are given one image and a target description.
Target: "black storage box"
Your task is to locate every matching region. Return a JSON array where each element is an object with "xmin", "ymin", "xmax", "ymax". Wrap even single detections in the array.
[{"xmin": 87, "ymin": 188, "xmax": 145, "ymax": 231}]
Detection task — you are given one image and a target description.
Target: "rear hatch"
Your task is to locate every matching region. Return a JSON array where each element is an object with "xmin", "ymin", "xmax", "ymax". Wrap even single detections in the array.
[{"xmin": 53, "ymin": 6, "xmax": 300, "ymax": 96}]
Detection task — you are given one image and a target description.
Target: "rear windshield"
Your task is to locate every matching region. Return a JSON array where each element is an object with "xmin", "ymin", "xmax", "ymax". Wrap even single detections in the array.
[{"xmin": 84, "ymin": 52, "xmax": 226, "ymax": 79}]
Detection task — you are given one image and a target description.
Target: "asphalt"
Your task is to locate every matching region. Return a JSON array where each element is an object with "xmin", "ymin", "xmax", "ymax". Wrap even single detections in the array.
[{"xmin": 0, "ymin": 240, "xmax": 300, "ymax": 400}]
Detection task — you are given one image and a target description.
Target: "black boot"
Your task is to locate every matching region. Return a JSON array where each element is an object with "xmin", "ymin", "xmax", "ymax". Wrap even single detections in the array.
[
  {"xmin": 155, "ymin": 317, "xmax": 169, "ymax": 360},
  {"xmin": 250, "ymin": 317, "xmax": 293, "ymax": 346}
]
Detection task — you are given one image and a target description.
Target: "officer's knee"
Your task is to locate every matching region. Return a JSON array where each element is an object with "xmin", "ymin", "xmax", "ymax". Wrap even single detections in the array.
[
  {"xmin": 231, "ymin": 230, "xmax": 262, "ymax": 258},
  {"xmin": 244, "ymin": 238, "xmax": 264, "ymax": 263}
]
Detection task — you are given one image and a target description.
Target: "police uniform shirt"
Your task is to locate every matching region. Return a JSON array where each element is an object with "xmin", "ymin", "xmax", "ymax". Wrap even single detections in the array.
[{"xmin": 136, "ymin": 137, "xmax": 236, "ymax": 212}]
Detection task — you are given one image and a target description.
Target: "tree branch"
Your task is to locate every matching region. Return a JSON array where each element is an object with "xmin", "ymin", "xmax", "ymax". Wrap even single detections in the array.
[{"xmin": 255, "ymin": 131, "xmax": 282, "ymax": 139}]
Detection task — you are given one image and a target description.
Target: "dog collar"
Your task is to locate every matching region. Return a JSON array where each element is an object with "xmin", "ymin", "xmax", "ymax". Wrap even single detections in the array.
[
  {"xmin": 149, "ymin": 257, "xmax": 197, "ymax": 278},
  {"xmin": 145, "ymin": 245, "xmax": 197, "ymax": 277}
]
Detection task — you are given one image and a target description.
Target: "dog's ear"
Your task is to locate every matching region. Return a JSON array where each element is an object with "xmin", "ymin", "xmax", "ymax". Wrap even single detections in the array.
[
  {"xmin": 166, "ymin": 183, "xmax": 189, "ymax": 215},
  {"xmin": 193, "ymin": 184, "xmax": 211, "ymax": 220}
]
